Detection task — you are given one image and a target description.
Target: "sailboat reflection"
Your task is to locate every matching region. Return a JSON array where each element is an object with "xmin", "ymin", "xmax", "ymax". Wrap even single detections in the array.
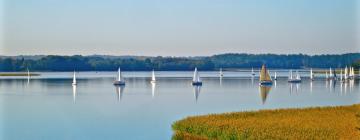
[
  {"xmin": 115, "ymin": 85, "xmax": 125, "ymax": 102},
  {"xmin": 259, "ymin": 85, "xmax": 272, "ymax": 104},
  {"xmin": 193, "ymin": 85, "xmax": 202, "ymax": 102},
  {"xmin": 289, "ymin": 83, "xmax": 300, "ymax": 94},
  {"xmin": 151, "ymin": 82, "xmax": 156, "ymax": 98},
  {"xmin": 310, "ymin": 81, "xmax": 313, "ymax": 94},
  {"xmin": 72, "ymin": 85, "xmax": 77, "ymax": 103}
]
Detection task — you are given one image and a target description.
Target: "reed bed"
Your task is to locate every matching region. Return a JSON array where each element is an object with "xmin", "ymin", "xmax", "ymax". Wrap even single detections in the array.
[{"xmin": 173, "ymin": 104, "xmax": 360, "ymax": 140}]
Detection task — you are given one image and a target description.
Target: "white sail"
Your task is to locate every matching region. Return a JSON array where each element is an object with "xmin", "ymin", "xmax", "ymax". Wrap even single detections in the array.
[
  {"xmin": 151, "ymin": 70, "xmax": 156, "ymax": 81},
  {"xmin": 274, "ymin": 71, "xmax": 277, "ymax": 80},
  {"xmin": 117, "ymin": 67, "xmax": 122, "ymax": 81},
  {"xmin": 340, "ymin": 69, "xmax": 343, "ymax": 81},
  {"xmin": 310, "ymin": 69, "xmax": 313, "ymax": 80},
  {"xmin": 289, "ymin": 70, "xmax": 293, "ymax": 80},
  {"xmin": 344, "ymin": 67, "xmax": 348, "ymax": 80},
  {"xmin": 72, "ymin": 71, "xmax": 77, "ymax": 85},
  {"xmin": 27, "ymin": 69, "xmax": 30, "ymax": 78},
  {"xmin": 193, "ymin": 68, "xmax": 201, "ymax": 82},
  {"xmin": 329, "ymin": 68, "xmax": 333, "ymax": 78},
  {"xmin": 251, "ymin": 68, "xmax": 255, "ymax": 75},
  {"xmin": 296, "ymin": 71, "xmax": 301, "ymax": 80}
]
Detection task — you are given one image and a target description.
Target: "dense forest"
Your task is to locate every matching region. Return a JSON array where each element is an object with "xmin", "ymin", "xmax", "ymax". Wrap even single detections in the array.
[{"xmin": 0, "ymin": 53, "xmax": 359, "ymax": 72}]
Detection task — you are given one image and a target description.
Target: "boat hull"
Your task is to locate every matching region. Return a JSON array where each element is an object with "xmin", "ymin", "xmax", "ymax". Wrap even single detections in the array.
[
  {"xmin": 192, "ymin": 82, "xmax": 203, "ymax": 86},
  {"xmin": 113, "ymin": 81, "xmax": 125, "ymax": 86},
  {"xmin": 259, "ymin": 81, "xmax": 273, "ymax": 86}
]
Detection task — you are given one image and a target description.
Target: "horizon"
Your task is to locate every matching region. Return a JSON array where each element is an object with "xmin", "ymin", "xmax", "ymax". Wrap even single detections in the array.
[
  {"xmin": 1, "ymin": 0, "xmax": 360, "ymax": 56},
  {"xmin": 1, "ymin": 52, "xmax": 360, "ymax": 57}
]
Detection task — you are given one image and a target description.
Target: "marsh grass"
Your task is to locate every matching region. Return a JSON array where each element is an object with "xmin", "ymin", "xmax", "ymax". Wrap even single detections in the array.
[{"xmin": 173, "ymin": 104, "xmax": 360, "ymax": 140}]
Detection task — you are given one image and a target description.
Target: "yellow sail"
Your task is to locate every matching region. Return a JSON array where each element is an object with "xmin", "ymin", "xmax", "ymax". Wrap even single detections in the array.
[{"xmin": 260, "ymin": 64, "xmax": 271, "ymax": 81}]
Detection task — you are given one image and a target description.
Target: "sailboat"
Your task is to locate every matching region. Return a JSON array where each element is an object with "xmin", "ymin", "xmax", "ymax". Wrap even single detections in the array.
[
  {"xmin": 27, "ymin": 68, "xmax": 30, "ymax": 79},
  {"xmin": 328, "ymin": 68, "xmax": 334, "ymax": 80},
  {"xmin": 113, "ymin": 67, "xmax": 125, "ymax": 86},
  {"xmin": 251, "ymin": 68, "xmax": 256, "ymax": 76},
  {"xmin": 349, "ymin": 67, "xmax": 354, "ymax": 79},
  {"xmin": 344, "ymin": 67, "xmax": 349, "ymax": 81},
  {"xmin": 288, "ymin": 70, "xmax": 301, "ymax": 83},
  {"xmin": 274, "ymin": 71, "xmax": 277, "ymax": 81},
  {"xmin": 192, "ymin": 67, "xmax": 202, "ymax": 85},
  {"xmin": 219, "ymin": 68, "xmax": 224, "ymax": 78},
  {"xmin": 150, "ymin": 70, "xmax": 156, "ymax": 83},
  {"xmin": 27, "ymin": 68, "xmax": 31, "ymax": 84},
  {"xmin": 259, "ymin": 64, "xmax": 272, "ymax": 85},
  {"xmin": 340, "ymin": 69, "xmax": 344, "ymax": 82},
  {"xmin": 310, "ymin": 68, "xmax": 314, "ymax": 81},
  {"xmin": 72, "ymin": 71, "xmax": 77, "ymax": 85}
]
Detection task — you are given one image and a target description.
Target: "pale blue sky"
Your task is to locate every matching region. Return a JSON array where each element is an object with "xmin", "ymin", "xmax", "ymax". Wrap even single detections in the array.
[{"xmin": 1, "ymin": 0, "xmax": 359, "ymax": 56}]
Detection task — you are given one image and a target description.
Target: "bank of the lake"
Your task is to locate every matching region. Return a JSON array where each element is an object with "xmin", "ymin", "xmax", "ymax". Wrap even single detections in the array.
[
  {"xmin": 0, "ymin": 73, "xmax": 40, "ymax": 76},
  {"xmin": 172, "ymin": 104, "xmax": 360, "ymax": 140}
]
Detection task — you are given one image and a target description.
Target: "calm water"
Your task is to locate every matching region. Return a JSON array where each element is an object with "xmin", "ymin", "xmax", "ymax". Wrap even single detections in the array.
[{"xmin": 0, "ymin": 71, "xmax": 359, "ymax": 140}]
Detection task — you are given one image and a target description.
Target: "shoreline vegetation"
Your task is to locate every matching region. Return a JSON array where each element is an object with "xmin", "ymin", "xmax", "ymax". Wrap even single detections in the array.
[
  {"xmin": 172, "ymin": 104, "xmax": 360, "ymax": 140},
  {"xmin": 0, "ymin": 53, "xmax": 359, "ymax": 71},
  {"xmin": 0, "ymin": 73, "xmax": 40, "ymax": 76}
]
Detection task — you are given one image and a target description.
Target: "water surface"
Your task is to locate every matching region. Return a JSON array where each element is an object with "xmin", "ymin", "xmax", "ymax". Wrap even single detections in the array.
[{"xmin": 0, "ymin": 71, "xmax": 359, "ymax": 139}]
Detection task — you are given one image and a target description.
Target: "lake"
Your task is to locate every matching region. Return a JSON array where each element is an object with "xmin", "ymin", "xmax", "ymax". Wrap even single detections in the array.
[{"xmin": 0, "ymin": 71, "xmax": 359, "ymax": 140}]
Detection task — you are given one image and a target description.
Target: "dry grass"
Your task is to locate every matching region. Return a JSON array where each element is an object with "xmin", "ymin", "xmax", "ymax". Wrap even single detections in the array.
[{"xmin": 173, "ymin": 104, "xmax": 360, "ymax": 140}]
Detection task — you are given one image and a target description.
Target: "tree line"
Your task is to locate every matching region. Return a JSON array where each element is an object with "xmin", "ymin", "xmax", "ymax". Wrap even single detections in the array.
[{"xmin": 0, "ymin": 53, "xmax": 359, "ymax": 72}]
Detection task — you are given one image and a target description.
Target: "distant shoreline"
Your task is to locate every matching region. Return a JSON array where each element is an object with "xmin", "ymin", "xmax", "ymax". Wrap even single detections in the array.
[
  {"xmin": 0, "ymin": 73, "xmax": 40, "ymax": 76},
  {"xmin": 0, "ymin": 53, "xmax": 359, "ymax": 72}
]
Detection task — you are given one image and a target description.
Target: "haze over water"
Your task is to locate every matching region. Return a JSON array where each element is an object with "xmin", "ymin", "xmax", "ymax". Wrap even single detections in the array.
[{"xmin": 0, "ymin": 71, "xmax": 359, "ymax": 139}]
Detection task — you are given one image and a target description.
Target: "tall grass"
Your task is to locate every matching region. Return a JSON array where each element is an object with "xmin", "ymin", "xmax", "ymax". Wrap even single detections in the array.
[{"xmin": 173, "ymin": 104, "xmax": 360, "ymax": 140}]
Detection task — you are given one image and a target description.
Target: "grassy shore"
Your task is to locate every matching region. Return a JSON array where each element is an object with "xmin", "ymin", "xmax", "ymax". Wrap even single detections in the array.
[
  {"xmin": 172, "ymin": 104, "xmax": 360, "ymax": 140},
  {"xmin": 0, "ymin": 73, "xmax": 40, "ymax": 76}
]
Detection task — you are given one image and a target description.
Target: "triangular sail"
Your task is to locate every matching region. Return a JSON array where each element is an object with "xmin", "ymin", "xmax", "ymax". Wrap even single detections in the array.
[
  {"xmin": 219, "ymin": 68, "xmax": 223, "ymax": 77},
  {"xmin": 27, "ymin": 68, "xmax": 30, "ymax": 77},
  {"xmin": 73, "ymin": 71, "xmax": 76, "ymax": 84},
  {"xmin": 344, "ymin": 67, "xmax": 348, "ymax": 80},
  {"xmin": 152, "ymin": 70, "xmax": 156, "ymax": 81},
  {"xmin": 329, "ymin": 68, "xmax": 333, "ymax": 77},
  {"xmin": 117, "ymin": 67, "xmax": 122, "ymax": 81},
  {"xmin": 193, "ymin": 68, "xmax": 201, "ymax": 82},
  {"xmin": 274, "ymin": 72, "xmax": 277, "ymax": 79},
  {"xmin": 340, "ymin": 69, "xmax": 343, "ymax": 81},
  {"xmin": 260, "ymin": 65, "xmax": 271, "ymax": 81},
  {"xmin": 310, "ymin": 69, "xmax": 313, "ymax": 79},
  {"xmin": 289, "ymin": 70, "xmax": 293, "ymax": 80},
  {"xmin": 296, "ymin": 71, "xmax": 301, "ymax": 80}
]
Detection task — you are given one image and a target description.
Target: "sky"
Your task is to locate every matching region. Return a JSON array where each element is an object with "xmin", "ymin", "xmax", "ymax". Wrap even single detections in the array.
[{"xmin": 1, "ymin": 0, "xmax": 359, "ymax": 56}]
